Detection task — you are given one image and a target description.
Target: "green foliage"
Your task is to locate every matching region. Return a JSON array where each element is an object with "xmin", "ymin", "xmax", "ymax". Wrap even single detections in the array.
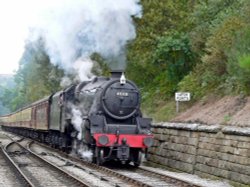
[
  {"xmin": 127, "ymin": 0, "xmax": 195, "ymax": 87},
  {"xmin": 142, "ymin": 99, "xmax": 176, "ymax": 122},
  {"xmin": 152, "ymin": 32, "xmax": 196, "ymax": 95},
  {"xmin": 223, "ymin": 26, "xmax": 250, "ymax": 95},
  {"xmin": 1, "ymin": 87, "xmax": 19, "ymax": 112},
  {"xmin": 178, "ymin": 0, "xmax": 248, "ymax": 99},
  {"xmin": 223, "ymin": 114, "xmax": 232, "ymax": 124},
  {"xmin": 178, "ymin": 72, "xmax": 204, "ymax": 100},
  {"xmin": 127, "ymin": 0, "xmax": 197, "ymax": 107},
  {"xmin": 0, "ymin": 75, "xmax": 16, "ymax": 114},
  {"xmin": 11, "ymin": 38, "xmax": 64, "ymax": 110},
  {"xmin": 90, "ymin": 53, "xmax": 111, "ymax": 76},
  {"xmin": 126, "ymin": 0, "xmax": 250, "ymax": 121},
  {"xmin": 239, "ymin": 55, "xmax": 250, "ymax": 69}
]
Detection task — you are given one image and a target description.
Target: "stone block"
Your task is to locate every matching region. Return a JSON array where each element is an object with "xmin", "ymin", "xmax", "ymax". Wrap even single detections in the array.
[
  {"xmin": 224, "ymin": 161, "xmax": 250, "ymax": 176},
  {"xmin": 198, "ymin": 142, "xmax": 249, "ymax": 157},
  {"xmin": 176, "ymin": 130, "xmax": 191, "ymax": 137},
  {"xmin": 154, "ymin": 133, "xmax": 167, "ymax": 141},
  {"xmin": 200, "ymin": 132, "xmax": 225, "ymax": 139},
  {"xmin": 148, "ymin": 154, "xmax": 165, "ymax": 164},
  {"xmin": 197, "ymin": 149, "xmax": 250, "ymax": 165},
  {"xmin": 168, "ymin": 129, "xmax": 191, "ymax": 137},
  {"xmin": 151, "ymin": 128, "xmax": 164, "ymax": 134},
  {"xmin": 163, "ymin": 150, "xmax": 196, "ymax": 164},
  {"xmin": 148, "ymin": 147, "xmax": 155, "ymax": 154},
  {"xmin": 166, "ymin": 158, "xmax": 194, "ymax": 173},
  {"xmin": 238, "ymin": 141, "xmax": 250, "ymax": 149},
  {"xmin": 222, "ymin": 126, "xmax": 250, "ymax": 136},
  {"xmin": 196, "ymin": 155, "xmax": 218, "ymax": 165},
  {"xmin": 162, "ymin": 128, "xmax": 170, "ymax": 135},
  {"xmin": 163, "ymin": 142, "xmax": 197, "ymax": 155},
  {"xmin": 195, "ymin": 163, "xmax": 229, "ymax": 179},
  {"xmin": 224, "ymin": 134, "xmax": 250, "ymax": 143},
  {"xmin": 199, "ymin": 136, "xmax": 240, "ymax": 147},
  {"xmin": 152, "ymin": 139, "xmax": 160, "ymax": 147},
  {"xmin": 168, "ymin": 135, "xmax": 198, "ymax": 146},
  {"xmin": 196, "ymin": 156, "xmax": 250, "ymax": 176},
  {"xmin": 232, "ymin": 147, "xmax": 250, "ymax": 157},
  {"xmin": 190, "ymin": 131, "xmax": 199, "ymax": 138},
  {"xmin": 198, "ymin": 142, "xmax": 221, "ymax": 151},
  {"xmin": 197, "ymin": 125, "xmax": 221, "ymax": 133},
  {"xmin": 228, "ymin": 171, "xmax": 250, "ymax": 185}
]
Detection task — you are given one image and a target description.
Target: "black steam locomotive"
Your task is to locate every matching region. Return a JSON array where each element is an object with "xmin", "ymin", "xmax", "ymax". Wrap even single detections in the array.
[{"xmin": 0, "ymin": 71, "xmax": 153, "ymax": 166}]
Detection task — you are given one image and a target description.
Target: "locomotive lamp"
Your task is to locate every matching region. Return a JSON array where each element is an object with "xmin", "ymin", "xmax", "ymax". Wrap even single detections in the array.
[
  {"xmin": 143, "ymin": 137, "xmax": 154, "ymax": 147},
  {"xmin": 98, "ymin": 135, "xmax": 109, "ymax": 146},
  {"xmin": 120, "ymin": 72, "xmax": 126, "ymax": 85}
]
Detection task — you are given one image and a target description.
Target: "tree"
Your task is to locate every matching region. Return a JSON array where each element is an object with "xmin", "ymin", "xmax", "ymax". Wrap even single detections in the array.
[
  {"xmin": 127, "ymin": 0, "xmax": 195, "ymax": 88},
  {"xmin": 13, "ymin": 37, "xmax": 64, "ymax": 109}
]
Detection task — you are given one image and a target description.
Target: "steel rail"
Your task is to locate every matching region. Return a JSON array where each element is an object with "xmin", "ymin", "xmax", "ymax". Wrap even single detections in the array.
[
  {"xmin": 138, "ymin": 166, "xmax": 205, "ymax": 187},
  {"xmin": 7, "ymin": 132, "xmax": 207, "ymax": 187},
  {"xmin": 5, "ymin": 136, "xmax": 92, "ymax": 187},
  {"xmin": 0, "ymin": 146, "xmax": 35, "ymax": 187},
  {"xmin": 31, "ymin": 141, "xmax": 202, "ymax": 187},
  {"xmin": 29, "ymin": 141, "xmax": 154, "ymax": 187}
]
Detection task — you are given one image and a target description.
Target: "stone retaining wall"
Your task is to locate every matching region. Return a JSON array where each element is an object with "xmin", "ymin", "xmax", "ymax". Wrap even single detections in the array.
[{"xmin": 148, "ymin": 123, "xmax": 250, "ymax": 186}]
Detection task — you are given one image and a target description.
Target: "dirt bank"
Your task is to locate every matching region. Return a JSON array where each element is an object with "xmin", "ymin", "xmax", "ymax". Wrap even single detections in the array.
[{"xmin": 172, "ymin": 95, "xmax": 250, "ymax": 127}]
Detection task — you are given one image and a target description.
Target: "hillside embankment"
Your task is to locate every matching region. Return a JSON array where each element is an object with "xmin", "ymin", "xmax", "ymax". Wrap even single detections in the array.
[{"xmin": 172, "ymin": 95, "xmax": 250, "ymax": 127}]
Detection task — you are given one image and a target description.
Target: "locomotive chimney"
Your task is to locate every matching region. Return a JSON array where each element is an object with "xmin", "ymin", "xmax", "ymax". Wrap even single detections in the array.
[{"xmin": 110, "ymin": 70, "xmax": 124, "ymax": 79}]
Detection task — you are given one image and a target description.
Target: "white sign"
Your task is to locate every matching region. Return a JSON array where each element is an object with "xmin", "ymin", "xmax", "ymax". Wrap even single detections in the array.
[{"xmin": 175, "ymin": 92, "xmax": 190, "ymax": 101}]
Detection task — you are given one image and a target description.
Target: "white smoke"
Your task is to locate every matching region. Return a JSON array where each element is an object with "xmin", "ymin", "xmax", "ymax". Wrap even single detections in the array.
[
  {"xmin": 71, "ymin": 107, "xmax": 83, "ymax": 140},
  {"xmin": 71, "ymin": 105, "xmax": 94, "ymax": 161},
  {"xmin": 73, "ymin": 58, "xmax": 93, "ymax": 81},
  {"xmin": 22, "ymin": 0, "xmax": 142, "ymax": 80},
  {"xmin": 60, "ymin": 76, "xmax": 72, "ymax": 88},
  {"xmin": 78, "ymin": 149, "xmax": 93, "ymax": 162}
]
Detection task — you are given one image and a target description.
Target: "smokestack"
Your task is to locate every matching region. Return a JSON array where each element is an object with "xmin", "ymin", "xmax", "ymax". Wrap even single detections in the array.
[{"xmin": 110, "ymin": 70, "xmax": 125, "ymax": 78}]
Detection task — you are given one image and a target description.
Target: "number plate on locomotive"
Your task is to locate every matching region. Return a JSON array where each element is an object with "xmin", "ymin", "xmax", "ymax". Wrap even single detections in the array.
[{"xmin": 116, "ymin": 92, "xmax": 129, "ymax": 96}]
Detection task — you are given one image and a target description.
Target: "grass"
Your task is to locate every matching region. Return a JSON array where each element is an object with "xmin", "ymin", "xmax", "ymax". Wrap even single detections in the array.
[{"xmin": 141, "ymin": 96, "xmax": 194, "ymax": 122}]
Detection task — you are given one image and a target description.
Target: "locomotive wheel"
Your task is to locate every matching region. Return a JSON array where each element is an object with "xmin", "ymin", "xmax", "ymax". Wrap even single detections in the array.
[{"xmin": 95, "ymin": 147, "xmax": 104, "ymax": 165}]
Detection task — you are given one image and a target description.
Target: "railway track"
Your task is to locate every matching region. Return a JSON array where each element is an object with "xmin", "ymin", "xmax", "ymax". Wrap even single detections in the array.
[
  {"xmin": 111, "ymin": 166, "xmax": 203, "ymax": 187},
  {"xmin": 0, "ymin": 145, "xmax": 33, "ymax": 187},
  {"xmin": 3, "ymin": 135, "xmax": 91, "ymax": 187},
  {"xmin": 28, "ymin": 139, "xmax": 204, "ymax": 187},
  {"xmin": 2, "ymin": 132, "xmax": 205, "ymax": 187}
]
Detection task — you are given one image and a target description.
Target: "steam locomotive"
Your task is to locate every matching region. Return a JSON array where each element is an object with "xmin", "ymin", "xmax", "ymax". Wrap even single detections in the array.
[{"xmin": 0, "ymin": 71, "xmax": 153, "ymax": 166}]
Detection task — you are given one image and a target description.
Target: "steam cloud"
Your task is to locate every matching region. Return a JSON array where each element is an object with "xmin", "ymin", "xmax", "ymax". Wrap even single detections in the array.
[
  {"xmin": 71, "ymin": 106, "xmax": 93, "ymax": 161},
  {"xmin": 26, "ymin": 0, "xmax": 142, "ymax": 80},
  {"xmin": 71, "ymin": 107, "xmax": 83, "ymax": 140}
]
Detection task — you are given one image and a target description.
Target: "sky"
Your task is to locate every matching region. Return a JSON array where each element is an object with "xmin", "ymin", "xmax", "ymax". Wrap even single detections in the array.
[
  {"xmin": 0, "ymin": 1, "xmax": 41, "ymax": 74},
  {"xmin": 0, "ymin": 0, "xmax": 68, "ymax": 74},
  {"xmin": 0, "ymin": 2, "xmax": 25, "ymax": 74}
]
